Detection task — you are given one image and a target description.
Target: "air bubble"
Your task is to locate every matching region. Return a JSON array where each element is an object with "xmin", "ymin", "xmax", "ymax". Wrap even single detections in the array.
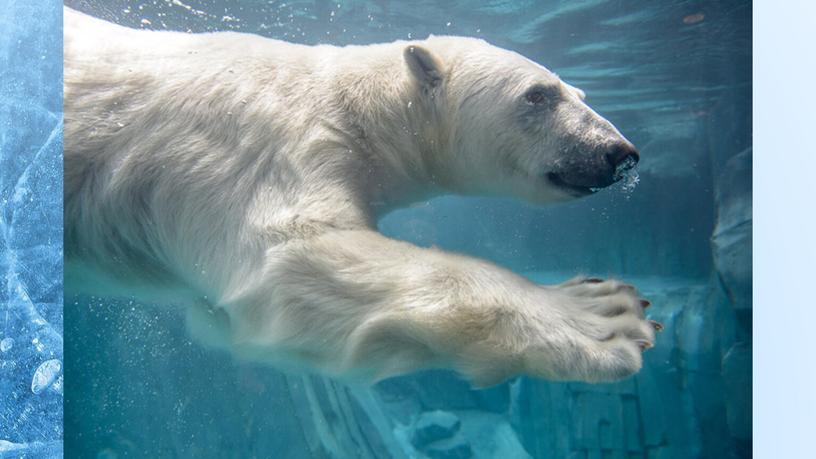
[
  {"xmin": 31, "ymin": 359, "xmax": 62, "ymax": 395},
  {"xmin": 612, "ymin": 156, "xmax": 640, "ymax": 194},
  {"xmin": 617, "ymin": 165, "xmax": 640, "ymax": 194},
  {"xmin": 612, "ymin": 155, "xmax": 637, "ymax": 181}
]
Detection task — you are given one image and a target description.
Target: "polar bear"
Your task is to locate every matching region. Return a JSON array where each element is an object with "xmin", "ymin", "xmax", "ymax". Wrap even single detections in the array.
[{"xmin": 64, "ymin": 7, "xmax": 657, "ymax": 387}]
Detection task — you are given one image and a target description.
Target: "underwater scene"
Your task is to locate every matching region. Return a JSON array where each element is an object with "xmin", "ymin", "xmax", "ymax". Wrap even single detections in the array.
[{"xmin": 61, "ymin": 1, "xmax": 751, "ymax": 458}]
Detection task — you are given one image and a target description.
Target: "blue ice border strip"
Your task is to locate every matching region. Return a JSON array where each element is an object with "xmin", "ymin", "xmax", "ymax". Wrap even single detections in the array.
[
  {"xmin": 0, "ymin": 0, "xmax": 64, "ymax": 456},
  {"xmin": 753, "ymin": 0, "xmax": 816, "ymax": 458}
]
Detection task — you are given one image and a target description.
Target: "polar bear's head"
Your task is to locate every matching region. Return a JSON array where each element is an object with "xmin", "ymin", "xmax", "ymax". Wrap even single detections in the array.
[{"xmin": 404, "ymin": 37, "xmax": 639, "ymax": 203}]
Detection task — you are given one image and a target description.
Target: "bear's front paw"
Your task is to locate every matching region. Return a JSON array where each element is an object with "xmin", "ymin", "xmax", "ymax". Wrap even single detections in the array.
[{"xmin": 531, "ymin": 276, "xmax": 662, "ymax": 383}]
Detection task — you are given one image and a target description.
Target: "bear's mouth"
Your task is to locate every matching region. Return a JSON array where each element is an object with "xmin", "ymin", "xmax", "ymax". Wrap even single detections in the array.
[
  {"xmin": 546, "ymin": 157, "xmax": 638, "ymax": 197},
  {"xmin": 545, "ymin": 172, "xmax": 596, "ymax": 197}
]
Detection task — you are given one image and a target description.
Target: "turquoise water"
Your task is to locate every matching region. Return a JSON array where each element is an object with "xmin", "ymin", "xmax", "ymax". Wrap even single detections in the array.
[{"xmin": 64, "ymin": 1, "xmax": 751, "ymax": 458}]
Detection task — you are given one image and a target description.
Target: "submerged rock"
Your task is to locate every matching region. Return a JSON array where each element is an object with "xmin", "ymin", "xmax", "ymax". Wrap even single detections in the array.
[
  {"xmin": 424, "ymin": 436, "xmax": 473, "ymax": 459},
  {"xmin": 722, "ymin": 343, "xmax": 752, "ymax": 442},
  {"xmin": 411, "ymin": 410, "xmax": 462, "ymax": 448},
  {"xmin": 712, "ymin": 148, "xmax": 752, "ymax": 314}
]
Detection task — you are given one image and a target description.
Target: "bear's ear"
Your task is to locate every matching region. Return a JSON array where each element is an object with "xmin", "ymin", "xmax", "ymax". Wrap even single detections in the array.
[
  {"xmin": 404, "ymin": 45, "xmax": 444, "ymax": 88},
  {"xmin": 563, "ymin": 82, "xmax": 586, "ymax": 101}
]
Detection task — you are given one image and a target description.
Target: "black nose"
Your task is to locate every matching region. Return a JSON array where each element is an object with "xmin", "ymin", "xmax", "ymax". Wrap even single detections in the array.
[{"xmin": 605, "ymin": 142, "xmax": 640, "ymax": 168}]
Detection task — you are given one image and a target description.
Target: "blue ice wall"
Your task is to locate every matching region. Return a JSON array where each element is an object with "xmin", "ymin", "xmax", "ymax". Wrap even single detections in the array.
[{"xmin": 0, "ymin": 0, "xmax": 64, "ymax": 456}]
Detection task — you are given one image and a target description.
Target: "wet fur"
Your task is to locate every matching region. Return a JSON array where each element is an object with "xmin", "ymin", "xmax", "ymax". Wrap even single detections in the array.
[{"xmin": 64, "ymin": 7, "xmax": 652, "ymax": 387}]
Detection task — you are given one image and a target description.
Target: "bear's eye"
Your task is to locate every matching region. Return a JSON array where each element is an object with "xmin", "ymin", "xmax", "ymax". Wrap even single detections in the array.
[{"xmin": 524, "ymin": 86, "xmax": 558, "ymax": 106}]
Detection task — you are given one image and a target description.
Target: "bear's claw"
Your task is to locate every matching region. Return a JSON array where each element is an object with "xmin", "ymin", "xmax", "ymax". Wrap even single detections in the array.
[{"xmin": 547, "ymin": 276, "xmax": 662, "ymax": 381}]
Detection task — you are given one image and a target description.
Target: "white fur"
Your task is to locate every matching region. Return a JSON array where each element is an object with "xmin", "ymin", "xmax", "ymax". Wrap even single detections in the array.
[{"xmin": 64, "ymin": 7, "xmax": 653, "ymax": 387}]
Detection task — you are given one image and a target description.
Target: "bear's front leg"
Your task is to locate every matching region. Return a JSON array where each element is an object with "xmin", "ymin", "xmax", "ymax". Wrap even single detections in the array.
[{"xmin": 221, "ymin": 229, "xmax": 658, "ymax": 387}]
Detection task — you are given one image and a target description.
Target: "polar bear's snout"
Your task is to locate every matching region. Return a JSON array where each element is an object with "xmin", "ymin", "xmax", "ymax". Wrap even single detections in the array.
[
  {"xmin": 545, "ymin": 139, "xmax": 639, "ymax": 196},
  {"xmin": 606, "ymin": 141, "xmax": 640, "ymax": 181},
  {"xmin": 606, "ymin": 141, "xmax": 640, "ymax": 172}
]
